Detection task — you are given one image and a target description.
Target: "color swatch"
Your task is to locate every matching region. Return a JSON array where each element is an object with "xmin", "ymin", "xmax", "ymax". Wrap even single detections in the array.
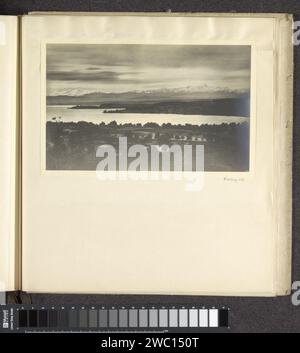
[{"xmin": 15, "ymin": 306, "xmax": 228, "ymax": 331}]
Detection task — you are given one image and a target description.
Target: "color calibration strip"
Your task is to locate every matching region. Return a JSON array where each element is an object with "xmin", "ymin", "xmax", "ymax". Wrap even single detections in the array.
[{"xmin": 15, "ymin": 307, "xmax": 228, "ymax": 331}]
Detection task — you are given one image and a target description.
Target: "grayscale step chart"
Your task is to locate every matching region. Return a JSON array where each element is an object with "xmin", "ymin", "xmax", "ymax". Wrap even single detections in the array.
[{"xmin": 0, "ymin": 305, "xmax": 229, "ymax": 332}]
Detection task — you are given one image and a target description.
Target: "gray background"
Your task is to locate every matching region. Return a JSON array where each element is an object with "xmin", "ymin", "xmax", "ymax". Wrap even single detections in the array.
[{"xmin": 1, "ymin": 0, "xmax": 299, "ymax": 332}]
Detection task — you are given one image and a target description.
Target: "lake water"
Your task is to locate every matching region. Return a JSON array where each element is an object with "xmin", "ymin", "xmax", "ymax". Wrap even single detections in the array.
[{"xmin": 46, "ymin": 105, "xmax": 249, "ymax": 126}]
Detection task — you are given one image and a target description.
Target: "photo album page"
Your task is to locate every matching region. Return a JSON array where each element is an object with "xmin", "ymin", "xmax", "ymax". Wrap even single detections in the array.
[{"xmin": 21, "ymin": 14, "xmax": 292, "ymax": 295}]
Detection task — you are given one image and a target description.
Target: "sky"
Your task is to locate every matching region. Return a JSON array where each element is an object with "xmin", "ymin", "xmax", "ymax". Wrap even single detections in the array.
[{"xmin": 46, "ymin": 44, "xmax": 251, "ymax": 96}]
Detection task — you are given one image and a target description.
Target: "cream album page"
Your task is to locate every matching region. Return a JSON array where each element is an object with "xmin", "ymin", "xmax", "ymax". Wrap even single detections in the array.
[
  {"xmin": 21, "ymin": 14, "xmax": 292, "ymax": 295},
  {"xmin": 0, "ymin": 16, "xmax": 18, "ymax": 292}
]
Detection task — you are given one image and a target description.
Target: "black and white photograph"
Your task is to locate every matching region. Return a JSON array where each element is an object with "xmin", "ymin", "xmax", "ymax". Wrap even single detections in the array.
[
  {"xmin": 0, "ymin": 2, "xmax": 297, "ymax": 336},
  {"xmin": 46, "ymin": 44, "xmax": 251, "ymax": 171}
]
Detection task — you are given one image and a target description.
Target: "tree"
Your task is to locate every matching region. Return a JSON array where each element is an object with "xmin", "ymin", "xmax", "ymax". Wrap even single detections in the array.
[{"xmin": 108, "ymin": 120, "xmax": 117, "ymax": 128}]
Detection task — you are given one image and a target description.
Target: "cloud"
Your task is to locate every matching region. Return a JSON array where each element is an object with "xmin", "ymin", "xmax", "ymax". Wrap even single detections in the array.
[
  {"xmin": 46, "ymin": 44, "xmax": 251, "ymax": 95},
  {"xmin": 47, "ymin": 44, "xmax": 251, "ymax": 71},
  {"xmin": 47, "ymin": 70, "xmax": 120, "ymax": 82},
  {"xmin": 87, "ymin": 67, "xmax": 101, "ymax": 71},
  {"xmin": 47, "ymin": 70, "xmax": 141, "ymax": 84}
]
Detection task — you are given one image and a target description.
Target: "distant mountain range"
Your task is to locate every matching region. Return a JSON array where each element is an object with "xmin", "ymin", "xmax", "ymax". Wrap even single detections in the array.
[{"xmin": 47, "ymin": 86, "xmax": 249, "ymax": 106}]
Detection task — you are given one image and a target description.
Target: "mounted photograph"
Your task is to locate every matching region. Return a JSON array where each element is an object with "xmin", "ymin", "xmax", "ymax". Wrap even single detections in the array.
[{"xmin": 45, "ymin": 43, "xmax": 251, "ymax": 171}]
